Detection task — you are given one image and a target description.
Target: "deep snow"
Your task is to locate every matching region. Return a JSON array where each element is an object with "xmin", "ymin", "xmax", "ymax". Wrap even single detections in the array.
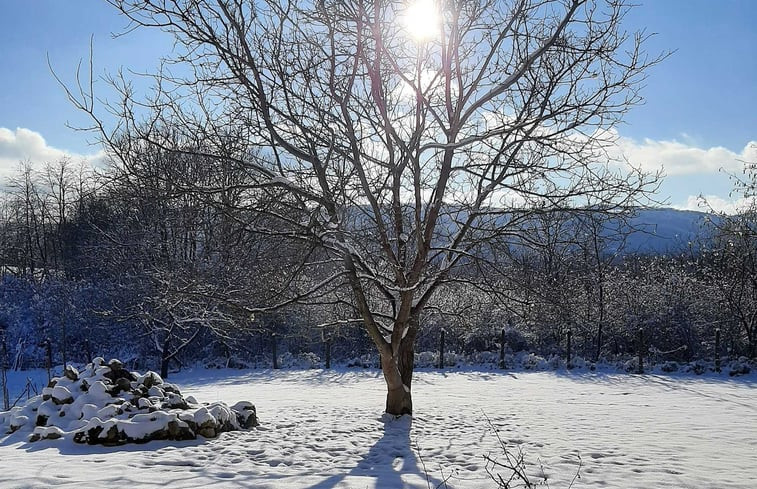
[{"xmin": 1, "ymin": 367, "xmax": 755, "ymax": 488}]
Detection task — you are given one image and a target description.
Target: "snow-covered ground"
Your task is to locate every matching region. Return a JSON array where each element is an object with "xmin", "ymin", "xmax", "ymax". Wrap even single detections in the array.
[{"xmin": 1, "ymin": 367, "xmax": 755, "ymax": 488}]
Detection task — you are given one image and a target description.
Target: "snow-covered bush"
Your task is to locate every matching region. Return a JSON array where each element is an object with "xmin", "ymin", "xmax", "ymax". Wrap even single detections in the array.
[
  {"xmin": 300, "ymin": 352, "xmax": 321, "ymax": 369},
  {"xmin": 682, "ymin": 360, "xmax": 707, "ymax": 375},
  {"xmin": 569, "ymin": 356, "xmax": 588, "ymax": 370},
  {"xmin": 441, "ymin": 351, "xmax": 462, "ymax": 367},
  {"xmin": 622, "ymin": 357, "xmax": 640, "ymax": 373},
  {"xmin": 520, "ymin": 353, "xmax": 548, "ymax": 371},
  {"xmin": 660, "ymin": 361, "xmax": 679, "ymax": 373},
  {"xmin": 470, "ymin": 351, "xmax": 500, "ymax": 366},
  {"xmin": 204, "ymin": 354, "xmax": 255, "ymax": 370},
  {"xmin": 727, "ymin": 357, "xmax": 752, "ymax": 377},
  {"xmin": 345, "ymin": 354, "xmax": 377, "ymax": 368},
  {"xmin": 547, "ymin": 355, "xmax": 563, "ymax": 370},
  {"xmin": 0, "ymin": 358, "xmax": 257, "ymax": 445},
  {"xmin": 415, "ymin": 351, "xmax": 436, "ymax": 368},
  {"xmin": 275, "ymin": 351, "xmax": 322, "ymax": 369}
]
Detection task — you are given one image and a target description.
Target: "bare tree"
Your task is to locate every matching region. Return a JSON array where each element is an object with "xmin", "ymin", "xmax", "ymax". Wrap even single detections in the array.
[
  {"xmin": 4, "ymin": 161, "xmax": 50, "ymax": 278},
  {"xmin": 704, "ymin": 148, "xmax": 757, "ymax": 358},
  {"xmin": 83, "ymin": 141, "xmax": 280, "ymax": 376},
  {"xmin": 63, "ymin": 0, "xmax": 662, "ymax": 414},
  {"xmin": 572, "ymin": 209, "xmax": 636, "ymax": 361}
]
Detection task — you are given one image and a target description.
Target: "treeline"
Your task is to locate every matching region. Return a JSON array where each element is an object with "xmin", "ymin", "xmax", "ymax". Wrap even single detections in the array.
[{"xmin": 0, "ymin": 155, "xmax": 755, "ymax": 374}]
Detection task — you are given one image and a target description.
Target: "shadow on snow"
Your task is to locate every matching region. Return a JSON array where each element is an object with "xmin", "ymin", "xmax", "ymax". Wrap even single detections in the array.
[{"xmin": 305, "ymin": 415, "xmax": 448, "ymax": 489}]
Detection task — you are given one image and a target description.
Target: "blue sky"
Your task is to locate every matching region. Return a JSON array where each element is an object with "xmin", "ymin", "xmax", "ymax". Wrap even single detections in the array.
[{"xmin": 0, "ymin": 0, "xmax": 755, "ymax": 211}]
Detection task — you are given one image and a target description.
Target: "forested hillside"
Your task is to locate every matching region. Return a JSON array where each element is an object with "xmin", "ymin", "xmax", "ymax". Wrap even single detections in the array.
[{"xmin": 0, "ymin": 157, "xmax": 753, "ymax": 374}]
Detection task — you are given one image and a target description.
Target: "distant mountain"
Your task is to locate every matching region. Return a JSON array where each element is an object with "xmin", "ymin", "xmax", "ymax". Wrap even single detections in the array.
[
  {"xmin": 350, "ymin": 204, "xmax": 716, "ymax": 257},
  {"xmin": 622, "ymin": 208, "xmax": 716, "ymax": 254}
]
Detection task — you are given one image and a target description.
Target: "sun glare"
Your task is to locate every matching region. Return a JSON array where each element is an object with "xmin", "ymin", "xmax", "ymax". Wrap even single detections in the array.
[{"xmin": 403, "ymin": 0, "xmax": 440, "ymax": 42}]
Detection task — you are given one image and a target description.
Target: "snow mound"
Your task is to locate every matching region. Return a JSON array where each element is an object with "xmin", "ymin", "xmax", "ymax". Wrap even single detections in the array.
[{"xmin": 0, "ymin": 358, "xmax": 258, "ymax": 445}]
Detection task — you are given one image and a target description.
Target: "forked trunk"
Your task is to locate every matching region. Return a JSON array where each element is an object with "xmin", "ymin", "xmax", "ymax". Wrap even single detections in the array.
[
  {"xmin": 342, "ymin": 253, "xmax": 419, "ymax": 415},
  {"xmin": 382, "ymin": 329, "xmax": 416, "ymax": 416}
]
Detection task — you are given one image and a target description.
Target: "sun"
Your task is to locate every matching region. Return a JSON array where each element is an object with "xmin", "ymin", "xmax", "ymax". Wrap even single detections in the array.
[{"xmin": 402, "ymin": 0, "xmax": 440, "ymax": 42}]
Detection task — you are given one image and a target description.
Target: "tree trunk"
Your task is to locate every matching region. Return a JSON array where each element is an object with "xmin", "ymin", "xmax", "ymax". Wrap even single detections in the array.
[
  {"xmin": 741, "ymin": 318, "xmax": 755, "ymax": 359},
  {"xmin": 343, "ymin": 252, "xmax": 418, "ymax": 416},
  {"xmin": 160, "ymin": 336, "xmax": 171, "ymax": 379},
  {"xmin": 60, "ymin": 312, "xmax": 68, "ymax": 369},
  {"xmin": 382, "ymin": 329, "xmax": 416, "ymax": 416},
  {"xmin": 594, "ymin": 322, "xmax": 603, "ymax": 363}
]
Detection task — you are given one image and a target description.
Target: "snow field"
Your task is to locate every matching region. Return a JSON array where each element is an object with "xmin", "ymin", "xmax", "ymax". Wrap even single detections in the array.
[{"xmin": 0, "ymin": 368, "xmax": 755, "ymax": 488}]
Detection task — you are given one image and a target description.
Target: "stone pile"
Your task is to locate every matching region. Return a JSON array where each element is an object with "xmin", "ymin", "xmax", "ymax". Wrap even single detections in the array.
[{"xmin": 0, "ymin": 358, "xmax": 257, "ymax": 446}]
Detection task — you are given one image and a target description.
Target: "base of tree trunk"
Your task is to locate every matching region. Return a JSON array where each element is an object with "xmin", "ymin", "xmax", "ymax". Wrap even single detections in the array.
[{"xmin": 385, "ymin": 384, "xmax": 412, "ymax": 416}]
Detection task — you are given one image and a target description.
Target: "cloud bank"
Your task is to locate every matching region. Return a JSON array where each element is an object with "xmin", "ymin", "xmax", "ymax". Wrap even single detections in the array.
[
  {"xmin": 605, "ymin": 132, "xmax": 755, "ymax": 213},
  {"xmin": 0, "ymin": 127, "xmax": 107, "ymax": 182},
  {"xmin": 675, "ymin": 194, "xmax": 755, "ymax": 215},
  {"xmin": 1, "ymin": 126, "xmax": 754, "ymax": 213},
  {"xmin": 612, "ymin": 131, "xmax": 756, "ymax": 177}
]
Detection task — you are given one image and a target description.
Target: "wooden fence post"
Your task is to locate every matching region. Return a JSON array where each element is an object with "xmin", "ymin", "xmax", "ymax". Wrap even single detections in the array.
[
  {"xmin": 44, "ymin": 338, "xmax": 52, "ymax": 383},
  {"xmin": 438, "ymin": 329, "xmax": 445, "ymax": 369},
  {"xmin": 566, "ymin": 330, "xmax": 573, "ymax": 370},
  {"xmin": 272, "ymin": 333, "xmax": 279, "ymax": 370},
  {"xmin": 714, "ymin": 328, "xmax": 721, "ymax": 373},
  {"xmin": 325, "ymin": 336, "xmax": 332, "ymax": 369},
  {"xmin": 499, "ymin": 328, "xmax": 506, "ymax": 369},
  {"xmin": 1, "ymin": 333, "xmax": 9, "ymax": 410},
  {"xmin": 84, "ymin": 339, "xmax": 92, "ymax": 365},
  {"xmin": 637, "ymin": 329, "xmax": 644, "ymax": 374}
]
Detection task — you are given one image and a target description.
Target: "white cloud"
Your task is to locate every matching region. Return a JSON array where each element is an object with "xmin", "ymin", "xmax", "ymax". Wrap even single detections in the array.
[
  {"xmin": 675, "ymin": 194, "xmax": 755, "ymax": 215},
  {"xmin": 0, "ymin": 127, "xmax": 107, "ymax": 182},
  {"xmin": 611, "ymin": 131, "xmax": 756, "ymax": 177}
]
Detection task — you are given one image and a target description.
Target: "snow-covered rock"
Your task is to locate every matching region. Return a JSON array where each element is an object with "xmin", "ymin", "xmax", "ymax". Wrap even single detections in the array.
[
  {"xmin": 51, "ymin": 385, "xmax": 73, "ymax": 405},
  {"xmin": 0, "ymin": 359, "xmax": 258, "ymax": 445},
  {"xmin": 63, "ymin": 365, "xmax": 79, "ymax": 381}
]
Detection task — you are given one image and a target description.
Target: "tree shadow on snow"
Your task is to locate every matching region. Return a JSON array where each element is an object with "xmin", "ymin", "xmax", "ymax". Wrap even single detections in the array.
[
  {"xmin": 172, "ymin": 367, "xmax": 383, "ymax": 389},
  {"xmin": 551, "ymin": 368, "xmax": 757, "ymax": 386},
  {"xmin": 306, "ymin": 414, "xmax": 447, "ymax": 489},
  {"xmin": 549, "ymin": 369, "xmax": 757, "ymax": 409}
]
